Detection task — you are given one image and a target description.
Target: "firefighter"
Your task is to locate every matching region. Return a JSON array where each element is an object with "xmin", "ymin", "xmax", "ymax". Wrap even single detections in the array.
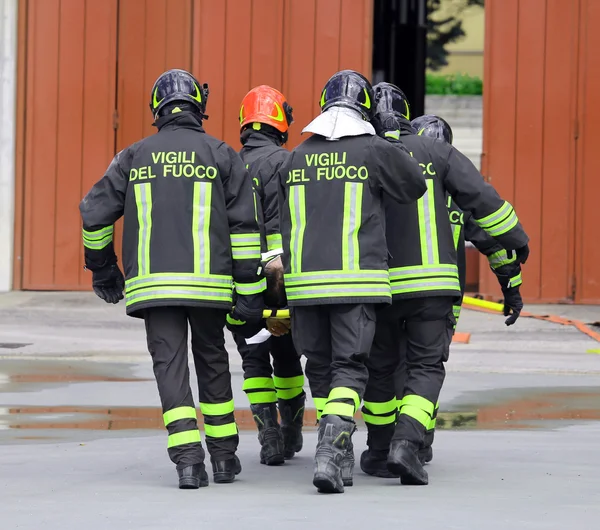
[
  {"xmin": 359, "ymin": 83, "xmax": 529, "ymax": 486},
  {"xmin": 409, "ymin": 114, "xmax": 525, "ymax": 464},
  {"xmin": 267, "ymin": 70, "xmax": 427, "ymax": 493},
  {"xmin": 79, "ymin": 69, "xmax": 264, "ymax": 489},
  {"xmin": 229, "ymin": 85, "xmax": 305, "ymax": 465}
]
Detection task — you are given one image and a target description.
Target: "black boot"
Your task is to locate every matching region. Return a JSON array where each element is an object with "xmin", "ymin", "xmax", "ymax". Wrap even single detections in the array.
[
  {"xmin": 251, "ymin": 403, "xmax": 285, "ymax": 465},
  {"xmin": 211, "ymin": 455, "xmax": 242, "ymax": 484},
  {"xmin": 278, "ymin": 393, "xmax": 305, "ymax": 459},
  {"xmin": 387, "ymin": 439, "xmax": 428, "ymax": 485},
  {"xmin": 418, "ymin": 446, "xmax": 433, "ymax": 464},
  {"xmin": 177, "ymin": 463, "xmax": 209, "ymax": 489},
  {"xmin": 340, "ymin": 426, "xmax": 357, "ymax": 486},
  {"xmin": 360, "ymin": 449, "xmax": 400, "ymax": 478},
  {"xmin": 313, "ymin": 415, "xmax": 355, "ymax": 494}
]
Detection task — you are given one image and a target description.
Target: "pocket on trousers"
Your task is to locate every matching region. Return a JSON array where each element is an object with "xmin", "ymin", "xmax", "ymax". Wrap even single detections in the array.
[
  {"xmin": 443, "ymin": 312, "xmax": 456, "ymax": 363},
  {"xmin": 358, "ymin": 304, "xmax": 377, "ymax": 358}
]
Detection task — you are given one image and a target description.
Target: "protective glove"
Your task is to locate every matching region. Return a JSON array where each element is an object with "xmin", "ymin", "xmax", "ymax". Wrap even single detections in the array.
[
  {"xmin": 91, "ymin": 263, "xmax": 125, "ymax": 304},
  {"xmin": 230, "ymin": 293, "xmax": 264, "ymax": 325},
  {"xmin": 493, "ymin": 264, "xmax": 523, "ymax": 326},
  {"xmin": 515, "ymin": 243, "xmax": 530, "ymax": 265}
]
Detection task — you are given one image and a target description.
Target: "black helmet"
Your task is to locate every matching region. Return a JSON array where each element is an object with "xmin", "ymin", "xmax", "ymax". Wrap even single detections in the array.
[
  {"xmin": 411, "ymin": 114, "xmax": 454, "ymax": 144},
  {"xmin": 319, "ymin": 70, "xmax": 374, "ymax": 120},
  {"xmin": 149, "ymin": 69, "xmax": 209, "ymax": 118},
  {"xmin": 373, "ymin": 82, "xmax": 411, "ymax": 120}
]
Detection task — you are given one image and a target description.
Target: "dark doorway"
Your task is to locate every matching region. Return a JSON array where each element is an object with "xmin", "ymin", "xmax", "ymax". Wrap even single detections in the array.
[{"xmin": 372, "ymin": 0, "xmax": 427, "ymax": 119}]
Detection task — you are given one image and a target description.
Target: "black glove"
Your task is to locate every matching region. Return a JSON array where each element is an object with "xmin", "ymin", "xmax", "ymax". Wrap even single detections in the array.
[
  {"xmin": 515, "ymin": 244, "xmax": 530, "ymax": 265},
  {"xmin": 91, "ymin": 263, "xmax": 125, "ymax": 304},
  {"xmin": 493, "ymin": 264, "xmax": 523, "ymax": 326},
  {"xmin": 230, "ymin": 293, "xmax": 264, "ymax": 325}
]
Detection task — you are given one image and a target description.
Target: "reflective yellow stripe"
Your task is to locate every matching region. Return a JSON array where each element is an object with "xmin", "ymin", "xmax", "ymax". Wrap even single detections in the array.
[
  {"xmin": 204, "ymin": 423, "xmax": 238, "ymax": 438},
  {"xmin": 509, "ymin": 272, "xmax": 522, "ymax": 288},
  {"xmin": 399, "ymin": 405, "xmax": 431, "ymax": 428},
  {"xmin": 362, "ymin": 412, "xmax": 396, "ymax": 426},
  {"xmin": 126, "ymin": 287, "xmax": 232, "ymax": 307},
  {"xmin": 230, "ymin": 233, "xmax": 261, "ymax": 246},
  {"xmin": 226, "ymin": 314, "xmax": 245, "ymax": 326},
  {"xmin": 428, "ymin": 417, "xmax": 437, "ymax": 430},
  {"xmin": 163, "ymin": 406, "xmax": 197, "ymax": 426},
  {"xmin": 192, "ymin": 182, "xmax": 212, "ymax": 275},
  {"xmin": 475, "ymin": 201, "xmax": 512, "ymax": 228},
  {"xmin": 125, "ymin": 273, "xmax": 232, "ymax": 290},
  {"xmin": 313, "ymin": 397, "xmax": 327, "ymax": 411},
  {"xmin": 488, "ymin": 249, "xmax": 517, "ymax": 269},
  {"xmin": 242, "ymin": 377, "xmax": 275, "ymax": 391},
  {"xmin": 246, "ymin": 391, "xmax": 277, "ymax": 404},
  {"xmin": 82, "ymin": 226, "xmax": 114, "ymax": 250},
  {"xmin": 276, "ymin": 387, "xmax": 304, "ymax": 400},
  {"xmin": 327, "ymin": 387, "xmax": 360, "ymax": 412},
  {"xmin": 232, "ymin": 247, "xmax": 261, "ymax": 260},
  {"xmin": 362, "ymin": 399, "xmax": 397, "ymax": 415},
  {"xmin": 199, "ymin": 400, "xmax": 235, "ymax": 416},
  {"xmin": 167, "ymin": 429, "xmax": 201, "ymax": 448},
  {"xmin": 384, "ymin": 130, "xmax": 400, "ymax": 139},
  {"xmin": 342, "ymin": 182, "xmax": 363, "ymax": 271},
  {"xmin": 402, "ymin": 394, "xmax": 435, "ymax": 416},
  {"xmin": 322, "ymin": 401, "xmax": 355, "ymax": 418},
  {"xmin": 235, "ymin": 278, "xmax": 266, "ymax": 295},
  {"xmin": 134, "ymin": 183, "xmax": 153, "ymax": 276},
  {"xmin": 396, "ymin": 397, "xmax": 404, "ymax": 411},
  {"xmin": 452, "ymin": 224, "xmax": 461, "ymax": 250},
  {"xmin": 266, "ymin": 234, "xmax": 282, "ymax": 252},
  {"xmin": 289, "ymin": 185, "xmax": 306, "ymax": 274},
  {"xmin": 273, "ymin": 375, "xmax": 305, "ymax": 389},
  {"xmin": 285, "ymin": 270, "xmax": 389, "ymax": 283}
]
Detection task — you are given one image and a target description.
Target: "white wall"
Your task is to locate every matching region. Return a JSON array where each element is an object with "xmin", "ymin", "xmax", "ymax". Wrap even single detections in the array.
[{"xmin": 0, "ymin": 0, "xmax": 17, "ymax": 291}]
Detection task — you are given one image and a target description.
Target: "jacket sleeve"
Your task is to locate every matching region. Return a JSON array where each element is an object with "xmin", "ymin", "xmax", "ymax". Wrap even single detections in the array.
[
  {"xmin": 439, "ymin": 144, "xmax": 529, "ymax": 250},
  {"xmin": 371, "ymin": 136, "xmax": 427, "ymax": 203},
  {"xmin": 259, "ymin": 153, "xmax": 288, "ymax": 262},
  {"xmin": 79, "ymin": 148, "xmax": 131, "ymax": 270},
  {"xmin": 220, "ymin": 143, "xmax": 266, "ymax": 296}
]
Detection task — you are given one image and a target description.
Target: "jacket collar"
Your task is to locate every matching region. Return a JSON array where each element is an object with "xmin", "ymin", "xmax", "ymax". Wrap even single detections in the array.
[{"xmin": 153, "ymin": 111, "xmax": 205, "ymax": 132}]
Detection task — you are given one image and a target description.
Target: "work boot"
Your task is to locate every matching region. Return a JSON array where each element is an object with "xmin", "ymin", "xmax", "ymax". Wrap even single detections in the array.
[
  {"xmin": 360, "ymin": 449, "xmax": 400, "ymax": 478},
  {"xmin": 177, "ymin": 463, "xmax": 209, "ymax": 489},
  {"xmin": 387, "ymin": 439, "xmax": 428, "ymax": 485},
  {"xmin": 211, "ymin": 455, "xmax": 242, "ymax": 484},
  {"xmin": 313, "ymin": 415, "xmax": 355, "ymax": 494},
  {"xmin": 251, "ymin": 403, "xmax": 285, "ymax": 465},
  {"xmin": 340, "ymin": 427, "xmax": 357, "ymax": 486},
  {"xmin": 418, "ymin": 445, "xmax": 433, "ymax": 465},
  {"xmin": 278, "ymin": 393, "xmax": 305, "ymax": 459}
]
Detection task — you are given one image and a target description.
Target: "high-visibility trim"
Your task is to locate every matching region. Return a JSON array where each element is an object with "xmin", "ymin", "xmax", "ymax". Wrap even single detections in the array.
[
  {"xmin": 232, "ymin": 248, "xmax": 262, "ymax": 260},
  {"xmin": 362, "ymin": 412, "xmax": 396, "ymax": 426},
  {"xmin": 452, "ymin": 224, "xmax": 462, "ymax": 250},
  {"xmin": 167, "ymin": 429, "xmax": 201, "ymax": 448},
  {"xmin": 277, "ymin": 387, "xmax": 304, "ymax": 400},
  {"xmin": 509, "ymin": 272, "xmax": 522, "ymax": 288},
  {"xmin": 402, "ymin": 394, "xmax": 435, "ymax": 416},
  {"xmin": 273, "ymin": 375, "xmax": 305, "ymax": 389},
  {"xmin": 230, "ymin": 233, "xmax": 261, "ymax": 246},
  {"xmin": 391, "ymin": 278, "xmax": 461, "ymax": 295},
  {"xmin": 428, "ymin": 417, "xmax": 437, "ymax": 430},
  {"xmin": 82, "ymin": 226, "xmax": 114, "ymax": 250},
  {"xmin": 389, "ymin": 264, "xmax": 458, "ymax": 279},
  {"xmin": 226, "ymin": 314, "xmax": 245, "ymax": 326},
  {"xmin": 475, "ymin": 201, "xmax": 520, "ymax": 237},
  {"xmin": 204, "ymin": 422, "xmax": 238, "ymax": 438},
  {"xmin": 126, "ymin": 286, "xmax": 232, "ymax": 306},
  {"xmin": 192, "ymin": 182, "xmax": 212, "ymax": 275},
  {"xmin": 134, "ymin": 183, "xmax": 153, "ymax": 276},
  {"xmin": 125, "ymin": 273, "xmax": 232, "ymax": 290},
  {"xmin": 322, "ymin": 401, "xmax": 355, "ymax": 418},
  {"xmin": 328, "ymin": 387, "xmax": 360, "ymax": 412},
  {"xmin": 199, "ymin": 400, "xmax": 235, "ymax": 416},
  {"xmin": 266, "ymin": 233, "xmax": 283, "ymax": 252},
  {"xmin": 384, "ymin": 130, "xmax": 400, "ymax": 139},
  {"xmin": 287, "ymin": 285, "xmax": 391, "ymax": 298},
  {"xmin": 289, "ymin": 185, "xmax": 306, "ymax": 274},
  {"xmin": 362, "ymin": 399, "xmax": 397, "ymax": 415},
  {"xmin": 453, "ymin": 304, "xmax": 462, "ymax": 323},
  {"xmin": 416, "ymin": 180, "xmax": 439, "ymax": 265},
  {"xmin": 487, "ymin": 249, "xmax": 517, "ymax": 269},
  {"xmin": 235, "ymin": 278, "xmax": 266, "ymax": 295},
  {"xmin": 163, "ymin": 406, "xmax": 197, "ymax": 426},
  {"xmin": 313, "ymin": 397, "xmax": 327, "ymax": 411},
  {"xmin": 246, "ymin": 391, "xmax": 277, "ymax": 404},
  {"xmin": 243, "ymin": 377, "xmax": 275, "ymax": 391},
  {"xmin": 342, "ymin": 182, "xmax": 363, "ymax": 271},
  {"xmin": 399, "ymin": 405, "xmax": 431, "ymax": 428},
  {"xmin": 285, "ymin": 270, "xmax": 389, "ymax": 285},
  {"xmin": 261, "ymin": 248, "xmax": 283, "ymax": 262}
]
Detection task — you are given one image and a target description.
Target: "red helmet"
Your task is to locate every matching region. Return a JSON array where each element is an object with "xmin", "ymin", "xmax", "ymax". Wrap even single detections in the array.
[{"xmin": 239, "ymin": 85, "xmax": 294, "ymax": 133}]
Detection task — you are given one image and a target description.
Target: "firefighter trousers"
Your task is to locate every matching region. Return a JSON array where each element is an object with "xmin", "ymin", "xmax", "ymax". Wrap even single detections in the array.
[
  {"xmin": 363, "ymin": 296, "xmax": 454, "ymax": 450},
  {"xmin": 291, "ymin": 304, "xmax": 376, "ymax": 421},
  {"xmin": 144, "ymin": 306, "xmax": 238, "ymax": 469},
  {"xmin": 233, "ymin": 332, "xmax": 305, "ymax": 405}
]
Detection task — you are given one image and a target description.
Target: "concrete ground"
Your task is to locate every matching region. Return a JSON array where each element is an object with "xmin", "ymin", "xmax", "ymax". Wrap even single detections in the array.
[{"xmin": 0, "ymin": 292, "xmax": 599, "ymax": 529}]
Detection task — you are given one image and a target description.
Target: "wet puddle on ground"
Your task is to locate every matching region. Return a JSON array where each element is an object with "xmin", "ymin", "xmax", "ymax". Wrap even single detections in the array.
[{"xmin": 1, "ymin": 359, "xmax": 600, "ymax": 441}]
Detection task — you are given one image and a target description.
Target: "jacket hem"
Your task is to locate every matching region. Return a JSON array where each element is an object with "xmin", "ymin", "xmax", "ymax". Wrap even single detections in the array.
[
  {"xmin": 126, "ymin": 299, "xmax": 233, "ymax": 319},
  {"xmin": 391, "ymin": 289, "xmax": 462, "ymax": 302},
  {"xmin": 288, "ymin": 296, "xmax": 391, "ymax": 306}
]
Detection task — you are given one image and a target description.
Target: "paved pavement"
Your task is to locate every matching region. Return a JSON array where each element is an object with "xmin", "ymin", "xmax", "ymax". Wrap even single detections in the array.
[{"xmin": 0, "ymin": 292, "xmax": 599, "ymax": 529}]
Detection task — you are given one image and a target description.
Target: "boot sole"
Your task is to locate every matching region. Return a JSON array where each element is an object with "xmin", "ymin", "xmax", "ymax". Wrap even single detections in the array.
[
  {"xmin": 213, "ymin": 473, "xmax": 235, "ymax": 484},
  {"xmin": 387, "ymin": 457, "xmax": 428, "ymax": 486},
  {"xmin": 313, "ymin": 472, "xmax": 344, "ymax": 494},
  {"xmin": 260, "ymin": 454, "xmax": 285, "ymax": 466},
  {"xmin": 360, "ymin": 463, "xmax": 400, "ymax": 479},
  {"xmin": 178, "ymin": 477, "xmax": 209, "ymax": 489}
]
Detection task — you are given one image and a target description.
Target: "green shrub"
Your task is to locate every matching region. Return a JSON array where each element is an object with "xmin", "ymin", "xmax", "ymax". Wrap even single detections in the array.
[{"xmin": 426, "ymin": 73, "xmax": 483, "ymax": 95}]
